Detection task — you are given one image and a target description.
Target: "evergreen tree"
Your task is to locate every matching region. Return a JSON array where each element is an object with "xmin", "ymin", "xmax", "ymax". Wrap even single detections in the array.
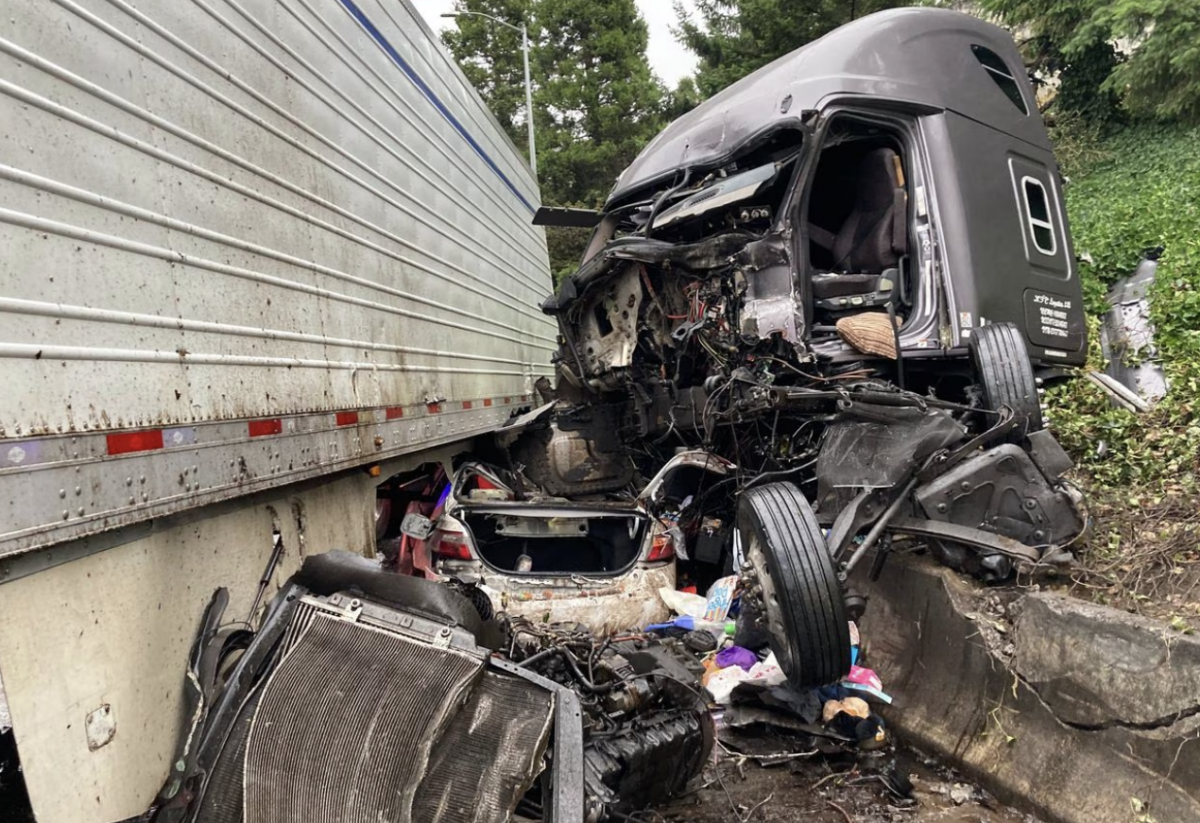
[
  {"xmin": 979, "ymin": 0, "xmax": 1200, "ymax": 124},
  {"xmin": 442, "ymin": 0, "xmax": 667, "ymax": 279},
  {"xmin": 533, "ymin": 0, "xmax": 664, "ymax": 208}
]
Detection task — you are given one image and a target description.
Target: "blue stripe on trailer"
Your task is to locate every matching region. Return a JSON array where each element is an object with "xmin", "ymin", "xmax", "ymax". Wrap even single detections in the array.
[{"xmin": 336, "ymin": 0, "xmax": 537, "ymax": 215}]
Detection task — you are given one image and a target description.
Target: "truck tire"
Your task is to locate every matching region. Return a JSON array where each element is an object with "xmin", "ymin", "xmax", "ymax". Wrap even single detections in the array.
[
  {"xmin": 737, "ymin": 482, "xmax": 851, "ymax": 687},
  {"xmin": 970, "ymin": 322, "xmax": 1043, "ymax": 438}
]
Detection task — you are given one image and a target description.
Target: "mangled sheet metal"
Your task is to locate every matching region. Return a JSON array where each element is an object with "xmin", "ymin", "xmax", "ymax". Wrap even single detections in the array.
[{"xmin": 1097, "ymin": 248, "xmax": 1168, "ymax": 410}]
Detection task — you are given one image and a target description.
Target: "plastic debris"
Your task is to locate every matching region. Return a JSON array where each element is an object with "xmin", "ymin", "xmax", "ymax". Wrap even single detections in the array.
[
  {"xmin": 715, "ymin": 646, "xmax": 758, "ymax": 672},
  {"xmin": 841, "ymin": 664, "xmax": 892, "ymax": 704},
  {"xmin": 705, "ymin": 664, "xmax": 751, "ymax": 704},
  {"xmin": 645, "ymin": 615, "xmax": 731, "ymax": 639},
  {"xmin": 703, "ymin": 575, "xmax": 738, "ymax": 622},
  {"xmin": 659, "ymin": 587, "xmax": 708, "ymax": 618},
  {"xmin": 684, "ymin": 629, "xmax": 719, "ymax": 654},
  {"xmin": 822, "ymin": 696, "xmax": 888, "ymax": 750},
  {"xmin": 821, "ymin": 696, "xmax": 871, "ymax": 724},
  {"xmin": 705, "ymin": 651, "xmax": 788, "ymax": 703}
]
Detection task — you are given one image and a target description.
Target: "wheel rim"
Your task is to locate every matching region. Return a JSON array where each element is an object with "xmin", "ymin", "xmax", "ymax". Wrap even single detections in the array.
[{"xmin": 742, "ymin": 529, "xmax": 796, "ymax": 678}]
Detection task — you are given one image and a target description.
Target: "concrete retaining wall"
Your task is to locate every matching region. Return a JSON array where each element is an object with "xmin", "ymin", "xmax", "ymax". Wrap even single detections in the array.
[{"xmin": 860, "ymin": 555, "xmax": 1200, "ymax": 823}]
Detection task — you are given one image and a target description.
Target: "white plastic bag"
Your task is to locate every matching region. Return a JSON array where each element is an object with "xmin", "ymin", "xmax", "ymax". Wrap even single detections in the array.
[
  {"xmin": 705, "ymin": 665, "xmax": 751, "ymax": 704},
  {"xmin": 745, "ymin": 651, "xmax": 787, "ymax": 687},
  {"xmin": 658, "ymin": 587, "xmax": 708, "ymax": 619}
]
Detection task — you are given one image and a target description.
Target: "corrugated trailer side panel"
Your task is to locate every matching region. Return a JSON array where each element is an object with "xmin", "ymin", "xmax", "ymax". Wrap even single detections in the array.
[{"xmin": 0, "ymin": 0, "xmax": 556, "ymax": 556}]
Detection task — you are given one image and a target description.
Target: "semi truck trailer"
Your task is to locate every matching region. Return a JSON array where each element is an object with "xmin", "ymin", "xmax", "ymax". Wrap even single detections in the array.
[{"xmin": 0, "ymin": 2, "xmax": 553, "ymax": 819}]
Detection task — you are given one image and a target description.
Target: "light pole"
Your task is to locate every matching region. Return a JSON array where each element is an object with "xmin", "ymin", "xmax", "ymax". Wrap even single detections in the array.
[{"xmin": 441, "ymin": 11, "xmax": 537, "ymax": 178}]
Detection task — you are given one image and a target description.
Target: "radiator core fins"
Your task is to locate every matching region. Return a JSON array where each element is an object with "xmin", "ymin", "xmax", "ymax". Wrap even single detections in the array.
[
  {"xmin": 413, "ymin": 669, "xmax": 555, "ymax": 823},
  {"xmin": 245, "ymin": 615, "xmax": 483, "ymax": 823}
]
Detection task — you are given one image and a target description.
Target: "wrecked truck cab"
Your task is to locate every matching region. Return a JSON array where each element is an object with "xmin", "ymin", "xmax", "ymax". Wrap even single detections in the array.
[
  {"xmin": 532, "ymin": 8, "xmax": 1088, "ymax": 685},
  {"xmin": 543, "ymin": 7, "xmax": 1086, "ymax": 391}
]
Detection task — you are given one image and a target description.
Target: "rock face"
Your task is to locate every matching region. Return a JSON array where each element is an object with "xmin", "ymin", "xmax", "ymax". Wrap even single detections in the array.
[{"xmin": 861, "ymin": 556, "xmax": 1200, "ymax": 823}]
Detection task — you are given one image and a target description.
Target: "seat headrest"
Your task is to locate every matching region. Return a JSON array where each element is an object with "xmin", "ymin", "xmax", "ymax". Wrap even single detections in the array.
[{"xmin": 856, "ymin": 148, "xmax": 900, "ymax": 211}]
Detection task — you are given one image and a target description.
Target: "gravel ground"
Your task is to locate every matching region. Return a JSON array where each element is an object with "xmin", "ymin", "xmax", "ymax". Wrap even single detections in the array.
[{"xmin": 660, "ymin": 743, "xmax": 1041, "ymax": 823}]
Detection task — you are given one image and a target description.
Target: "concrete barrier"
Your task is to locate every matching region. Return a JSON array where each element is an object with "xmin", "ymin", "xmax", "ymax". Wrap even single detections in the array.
[{"xmin": 860, "ymin": 555, "xmax": 1200, "ymax": 823}]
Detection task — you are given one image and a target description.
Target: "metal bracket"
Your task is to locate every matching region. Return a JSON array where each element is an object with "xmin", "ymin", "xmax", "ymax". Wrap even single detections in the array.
[
  {"xmin": 917, "ymin": 405, "xmax": 1017, "ymax": 484},
  {"xmin": 888, "ymin": 516, "xmax": 1043, "ymax": 563},
  {"xmin": 488, "ymin": 656, "xmax": 585, "ymax": 823},
  {"xmin": 828, "ymin": 487, "xmax": 887, "ymax": 560}
]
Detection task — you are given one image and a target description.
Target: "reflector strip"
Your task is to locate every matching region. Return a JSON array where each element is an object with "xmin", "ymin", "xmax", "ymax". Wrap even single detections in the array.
[
  {"xmin": 25, "ymin": 394, "xmax": 517, "ymax": 462},
  {"xmin": 248, "ymin": 419, "xmax": 283, "ymax": 438},
  {"xmin": 106, "ymin": 429, "xmax": 164, "ymax": 456}
]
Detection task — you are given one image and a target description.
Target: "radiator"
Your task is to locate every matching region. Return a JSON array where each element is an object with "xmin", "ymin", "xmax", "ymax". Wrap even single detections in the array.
[
  {"xmin": 218, "ymin": 594, "xmax": 556, "ymax": 823},
  {"xmin": 245, "ymin": 614, "xmax": 482, "ymax": 822}
]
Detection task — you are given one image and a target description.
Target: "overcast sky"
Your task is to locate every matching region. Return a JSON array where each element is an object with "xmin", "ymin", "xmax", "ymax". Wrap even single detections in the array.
[{"xmin": 414, "ymin": 0, "xmax": 700, "ymax": 87}]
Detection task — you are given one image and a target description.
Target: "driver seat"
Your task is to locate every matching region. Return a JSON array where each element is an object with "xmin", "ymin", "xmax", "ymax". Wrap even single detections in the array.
[{"xmin": 810, "ymin": 147, "xmax": 908, "ymax": 311}]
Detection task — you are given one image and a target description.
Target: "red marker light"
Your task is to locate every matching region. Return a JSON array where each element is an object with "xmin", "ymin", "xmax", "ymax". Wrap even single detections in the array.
[
  {"xmin": 106, "ymin": 429, "xmax": 164, "ymax": 456},
  {"xmin": 647, "ymin": 532, "xmax": 675, "ymax": 562},
  {"xmin": 433, "ymin": 526, "xmax": 472, "ymax": 561},
  {"xmin": 248, "ymin": 419, "xmax": 282, "ymax": 437}
]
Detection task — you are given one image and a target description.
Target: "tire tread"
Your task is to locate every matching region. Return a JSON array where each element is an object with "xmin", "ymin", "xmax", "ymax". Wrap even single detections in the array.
[
  {"xmin": 739, "ymin": 483, "xmax": 851, "ymax": 686},
  {"xmin": 970, "ymin": 322, "xmax": 1043, "ymax": 437}
]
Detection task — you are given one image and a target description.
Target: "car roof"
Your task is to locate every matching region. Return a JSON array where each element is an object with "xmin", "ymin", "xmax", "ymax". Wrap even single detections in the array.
[{"xmin": 607, "ymin": 7, "xmax": 1048, "ymax": 208}]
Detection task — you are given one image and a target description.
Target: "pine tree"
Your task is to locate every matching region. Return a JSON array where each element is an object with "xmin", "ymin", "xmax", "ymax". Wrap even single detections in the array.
[{"xmin": 533, "ymin": 0, "xmax": 664, "ymax": 207}]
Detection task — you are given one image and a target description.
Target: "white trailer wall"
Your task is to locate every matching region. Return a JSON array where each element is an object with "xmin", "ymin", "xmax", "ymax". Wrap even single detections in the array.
[
  {"xmin": 0, "ymin": 0, "xmax": 556, "ymax": 555},
  {"xmin": 0, "ymin": 448, "xmax": 456, "ymax": 823}
]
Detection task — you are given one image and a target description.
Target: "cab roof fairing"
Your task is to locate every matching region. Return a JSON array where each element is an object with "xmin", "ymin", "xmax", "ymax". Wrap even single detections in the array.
[{"xmin": 605, "ymin": 7, "xmax": 1050, "ymax": 210}]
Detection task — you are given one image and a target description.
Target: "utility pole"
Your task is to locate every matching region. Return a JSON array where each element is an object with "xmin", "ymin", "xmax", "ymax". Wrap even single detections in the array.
[{"xmin": 442, "ymin": 11, "xmax": 537, "ymax": 177}]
